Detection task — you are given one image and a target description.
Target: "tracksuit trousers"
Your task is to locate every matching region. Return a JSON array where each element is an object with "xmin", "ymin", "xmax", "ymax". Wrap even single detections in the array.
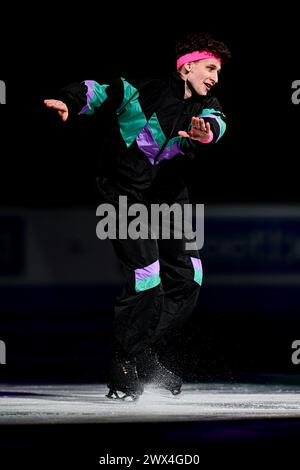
[{"xmin": 97, "ymin": 178, "xmax": 202, "ymax": 359}]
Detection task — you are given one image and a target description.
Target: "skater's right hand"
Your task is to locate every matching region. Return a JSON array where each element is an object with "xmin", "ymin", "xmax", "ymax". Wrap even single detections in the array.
[{"xmin": 43, "ymin": 99, "xmax": 69, "ymax": 122}]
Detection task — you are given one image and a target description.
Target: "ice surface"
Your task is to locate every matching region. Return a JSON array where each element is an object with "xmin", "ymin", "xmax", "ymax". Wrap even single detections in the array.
[{"xmin": 1, "ymin": 382, "xmax": 300, "ymax": 425}]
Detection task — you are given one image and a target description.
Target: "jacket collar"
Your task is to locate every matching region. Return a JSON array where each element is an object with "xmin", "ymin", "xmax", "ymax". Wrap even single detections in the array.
[{"xmin": 168, "ymin": 71, "xmax": 206, "ymax": 103}]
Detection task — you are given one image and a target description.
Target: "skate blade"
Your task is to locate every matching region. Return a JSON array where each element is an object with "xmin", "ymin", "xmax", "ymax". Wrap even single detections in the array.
[
  {"xmin": 106, "ymin": 389, "xmax": 121, "ymax": 399},
  {"xmin": 122, "ymin": 393, "xmax": 140, "ymax": 402},
  {"xmin": 106, "ymin": 389, "xmax": 140, "ymax": 401},
  {"xmin": 151, "ymin": 380, "xmax": 182, "ymax": 396}
]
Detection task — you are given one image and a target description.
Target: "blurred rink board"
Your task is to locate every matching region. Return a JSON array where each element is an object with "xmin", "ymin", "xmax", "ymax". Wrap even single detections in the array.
[
  {"xmin": 1, "ymin": 205, "xmax": 300, "ymax": 287},
  {"xmin": 0, "ymin": 209, "xmax": 123, "ymax": 285},
  {"xmin": 203, "ymin": 205, "xmax": 300, "ymax": 285}
]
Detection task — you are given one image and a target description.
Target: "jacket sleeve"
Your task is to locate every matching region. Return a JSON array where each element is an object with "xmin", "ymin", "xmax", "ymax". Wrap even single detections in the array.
[
  {"xmin": 180, "ymin": 96, "xmax": 227, "ymax": 154},
  {"xmin": 55, "ymin": 78, "xmax": 125, "ymax": 118}
]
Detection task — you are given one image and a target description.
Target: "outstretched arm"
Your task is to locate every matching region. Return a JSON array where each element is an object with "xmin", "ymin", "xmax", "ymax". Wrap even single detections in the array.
[
  {"xmin": 43, "ymin": 79, "xmax": 124, "ymax": 121},
  {"xmin": 179, "ymin": 97, "xmax": 227, "ymax": 155}
]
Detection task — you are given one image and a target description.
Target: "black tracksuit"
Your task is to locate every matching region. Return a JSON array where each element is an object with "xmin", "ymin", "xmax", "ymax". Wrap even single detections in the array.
[{"xmin": 56, "ymin": 72, "xmax": 226, "ymax": 358}]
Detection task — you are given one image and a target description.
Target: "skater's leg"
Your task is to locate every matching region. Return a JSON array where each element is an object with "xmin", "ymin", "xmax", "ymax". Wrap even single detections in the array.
[
  {"xmin": 154, "ymin": 185, "xmax": 202, "ymax": 342},
  {"xmin": 112, "ymin": 236, "xmax": 164, "ymax": 358},
  {"xmin": 107, "ymin": 237, "xmax": 164, "ymax": 398},
  {"xmin": 137, "ymin": 186, "xmax": 202, "ymax": 394},
  {"xmin": 97, "ymin": 182, "xmax": 164, "ymax": 358},
  {"xmin": 154, "ymin": 241, "xmax": 201, "ymax": 341},
  {"xmin": 98, "ymin": 190, "xmax": 165, "ymax": 397}
]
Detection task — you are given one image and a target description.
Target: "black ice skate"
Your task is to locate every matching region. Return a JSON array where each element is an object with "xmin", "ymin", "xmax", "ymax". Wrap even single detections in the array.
[
  {"xmin": 139, "ymin": 348, "xmax": 182, "ymax": 395},
  {"xmin": 106, "ymin": 355, "xmax": 144, "ymax": 401}
]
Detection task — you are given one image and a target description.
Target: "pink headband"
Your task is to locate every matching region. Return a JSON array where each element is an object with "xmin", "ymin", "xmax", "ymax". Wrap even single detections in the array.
[{"xmin": 176, "ymin": 50, "xmax": 221, "ymax": 70}]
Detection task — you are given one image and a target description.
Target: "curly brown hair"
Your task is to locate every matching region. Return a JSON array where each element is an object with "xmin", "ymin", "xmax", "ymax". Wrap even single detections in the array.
[{"xmin": 175, "ymin": 32, "xmax": 231, "ymax": 63}]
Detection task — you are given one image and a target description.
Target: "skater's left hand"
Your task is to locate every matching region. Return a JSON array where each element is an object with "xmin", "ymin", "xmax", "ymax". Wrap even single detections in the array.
[{"xmin": 178, "ymin": 117, "xmax": 211, "ymax": 141}]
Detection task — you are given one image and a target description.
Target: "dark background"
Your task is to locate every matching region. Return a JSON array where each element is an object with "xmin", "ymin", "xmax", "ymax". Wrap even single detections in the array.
[
  {"xmin": 1, "ymin": 8, "xmax": 300, "ymax": 466},
  {"xmin": 1, "ymin": 15, "xmax": 299, "ymax": 206},
  {"xmin": 0, "ymin": 10, "xmax": 300, "ymax": 383}
]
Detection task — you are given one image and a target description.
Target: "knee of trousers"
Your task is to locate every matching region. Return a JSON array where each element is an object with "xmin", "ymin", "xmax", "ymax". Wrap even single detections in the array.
[
  {"xmin": 134, "ymin": 259, "xmax": 162, "ymax": 294},
  {"xmin": 182, "ymin": 278, "xmax": 201, "ymax": 303},
  {"xmin": 190, "ymin": 256, "xmax": 203, "ymax": 288}
]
